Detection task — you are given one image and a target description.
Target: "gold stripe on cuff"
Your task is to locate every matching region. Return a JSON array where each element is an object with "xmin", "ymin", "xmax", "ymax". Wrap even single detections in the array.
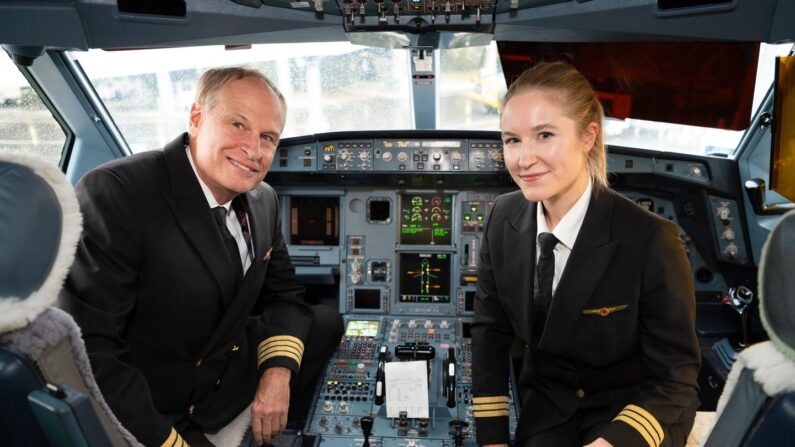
[
  {"xmin": 472, "ymin": 403, "xmax": 510, "ymax": 411},
  {"xmin": 473, "ymin": 409, "xmax": 510, "ymax": 418},
  {"xmin": 472, "ymin": 396, "xmax": 510, "ymax": 404},
  {"xmin": 258, "ymin": 340, "xmax": 304, "ymax": 355},
  {"xmin": 614, "ymin": 414, "xmax": 656, "ymax": 447},
  {"xmin": 258, "ymin": 350, "xmax": 302, "ymax": 367},
  {"xmin": 161, "ymin": 428, "xmax": 178, "ymax": 447},
  {"xmin": 259, "ymin": 335, "xmax": 304, "ymax": 353},
  {"xmin": 625, "ymin": 404, "xmax": 664, "ymax": 443},
  {"xmin": 259, "ymin": 344, "xmax": 303, "ymax": 359}
]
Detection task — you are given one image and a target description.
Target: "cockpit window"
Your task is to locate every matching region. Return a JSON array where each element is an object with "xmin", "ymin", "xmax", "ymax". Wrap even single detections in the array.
[
  {"xmin": 0, "ymin": 53, "xmax": 68, "ymax": 165},
  {"xmin": 71, "ymin": 43, "xmax": 413, "ymax": 153},
  {"xmin": 437, "ymin": 42, "xmax": 506, "ymax": 131}
]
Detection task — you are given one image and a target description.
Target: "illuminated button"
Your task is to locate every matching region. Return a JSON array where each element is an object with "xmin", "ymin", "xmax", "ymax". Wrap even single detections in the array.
[
  {"xmin": 470, "ymin": 206, "xmax": 478, "ymax": 212},
  {"xmin": 477, "ymin": 215, "xmax": 484, "ymax": 221},
  {"xmin": 464, "ymin": 215, "xmax": 471, "ymax": 221}
]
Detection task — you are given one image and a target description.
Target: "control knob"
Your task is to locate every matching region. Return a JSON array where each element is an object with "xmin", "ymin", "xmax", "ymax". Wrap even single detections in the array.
[
  {"xmin": 724, "ymin": 242, "xmax": 739, "ymax": 258},
  {"xmin": 359, "ymin": 151, "xmax": 370, "ymax": 161},
  {"xmin": 339, "ymin": 401, "xmax": 350, "ymax": 413},
  {"xmin": 397, "ymin": 151, "xmax": 408, "ymax": 162},
  {"xmin": 439, "ymin": 320, "xmax": 449, "ymax": 329},
  {"xmin": 323, "ymin": 400, "xmax": 333, "ymax": 412},
  {"xmin": 424, "ymin": 320, "xmax": 433, "ymax": 329},
  {"xmin": 450, "ymin": 150, "xmax": 462, "ymax": 162},
  {"xmin": 356, "ymin": 362, "xmax": 366, "ymax": 374},
  {"xmin": 432, "ymin": 152, "xmax": 442, "ymax": 161},
  {"xmin": 408, "ymin": 319, "xmax": 417, "ymax": 328},
  {"xmin": 722, "ymin": 227, "xmax": 736, "ymax": 241},
  {"xmin": 323, "ymin": 154, "xmax": 334, "ymax": 163},
  {"xmin": 382, "ymin": 151, "xmax": 393, "ymax": 162}
]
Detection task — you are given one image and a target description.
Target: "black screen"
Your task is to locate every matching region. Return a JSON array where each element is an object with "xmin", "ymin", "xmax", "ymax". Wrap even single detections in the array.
[
  {"xmin": 398, "ymin": 252, "xmax": 451, "ymax": 304},
  {"xmin": 290, "ymin": 196, "xmax": 339, "ymax": 245},
  {"xmin": 368, "ymin": 199, "xmax": 392, "ymax": 223},
  {"xmin": 399, "ymin": 194, "xmax": 453, "ymax": 245},
  {"xmin": 354, "ymin": 288, "xmax": 382, "ymax": 310}
]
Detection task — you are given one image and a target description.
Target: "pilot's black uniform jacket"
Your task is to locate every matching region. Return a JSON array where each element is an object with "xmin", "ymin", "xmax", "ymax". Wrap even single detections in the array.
[
  {"xmin": 471, "ymin": 187, "xmax": 701, "ymax": 447},
  {"xmin": 62, "ymin": 134, "xmax": 314, "ymax": 446}
]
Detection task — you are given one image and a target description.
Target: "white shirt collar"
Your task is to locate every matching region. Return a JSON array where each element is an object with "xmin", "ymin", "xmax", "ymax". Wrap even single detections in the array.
[
  {"xmin": 536, "ymin": 178, "xmax": 593, "ymax": 250},
  {"xmin": 185, "ymin": 146, "xmax": 231, "ymax": 211}
]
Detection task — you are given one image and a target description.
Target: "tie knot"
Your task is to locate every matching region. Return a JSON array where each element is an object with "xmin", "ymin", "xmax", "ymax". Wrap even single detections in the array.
[
  {"xmin": 212, "ymin": 206, "xmax": 228, "ymax": 228},
  {"xmin": 538, "ymin": 232, "xmax": 559, "ymax": 255}
]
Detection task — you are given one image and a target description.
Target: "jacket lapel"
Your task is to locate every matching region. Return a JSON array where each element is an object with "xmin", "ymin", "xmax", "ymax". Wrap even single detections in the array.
[
  {"xmin": 162, "ymin": 134, "xmax": 238, "ymax": 307},
  {"xmin": 538, "ymin": 188, "xmax": 618, "ymax": 353},
  {"xmin": 505, "ymin": 199, "xmax": 536, "ymax": 343},
  {"xmin": 241, "ymin": 187, "xmax": 273, "ymax": 263}
]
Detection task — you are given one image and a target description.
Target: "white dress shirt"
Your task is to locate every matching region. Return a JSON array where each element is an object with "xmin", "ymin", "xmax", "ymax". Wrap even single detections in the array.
[
  {"xmin": 185, "ymin": 146, "xmax": 252, "ymax": 273},
  {"xmin": 536, "ymin": 179, "xmax": 593, "ymax": 295}
]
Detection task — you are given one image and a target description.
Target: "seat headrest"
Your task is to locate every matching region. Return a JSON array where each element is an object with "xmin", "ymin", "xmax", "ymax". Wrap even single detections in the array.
[
  {"xmin": 0, "ymin": 153, "xmax": 82, "ymax": 333},
  {"xmin": 759, "ymin": 209, "xmax": 795, "ymax": 362}
]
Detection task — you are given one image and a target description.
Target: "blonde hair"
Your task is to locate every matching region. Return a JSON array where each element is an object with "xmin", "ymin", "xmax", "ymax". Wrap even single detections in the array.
[
  {"xmin": 502, "ymin": 61, "xmax": 607, "ymax": 189},
  {"xmin": 194, "ymin": 66, "xmax": 286, "ymax": 113}
]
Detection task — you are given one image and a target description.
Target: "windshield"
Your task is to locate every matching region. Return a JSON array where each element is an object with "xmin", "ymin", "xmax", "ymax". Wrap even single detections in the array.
[
  {"xmin": 72, "ymin": 41, "xmax": 792, "ymax": 156},
  {"xmin": 72, "ymin": 43, "xmax": 413, "ymax": 153}
]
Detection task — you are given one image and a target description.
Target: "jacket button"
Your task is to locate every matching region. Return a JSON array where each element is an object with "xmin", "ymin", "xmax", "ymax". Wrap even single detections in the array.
[
  {"xmin": 195, "ymin": 358, "xmax": 202, "ymax": 367},
  {"xmin": 216, "ymin": 379, "xmax": 221, "ymax": 386},
  {"xmin": 232, "ymin": 344, "xmax": 240, "ymax": 352},
  {"xmin": 575, "ymin": 388, "xmax": 586, "ymax": 399},
  {"xmin": 188, "ymin": 404, "xmax": 196, "ymax": 415}
]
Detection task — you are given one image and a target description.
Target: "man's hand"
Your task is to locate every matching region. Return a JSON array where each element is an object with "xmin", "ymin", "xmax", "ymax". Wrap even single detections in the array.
[
  {"xmin": 583, "ymin": 437, "xmax": 613, "ymax": 447},
  {"xmin": 251, "ymin": 367, "xmax": 291, "ymax": 445}
]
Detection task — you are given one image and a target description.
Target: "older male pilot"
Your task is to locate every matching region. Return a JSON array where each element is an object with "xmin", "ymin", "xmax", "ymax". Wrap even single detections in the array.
[{"xmin": 62, "ymin": 67, "xmax": 343, "ymax": 446}]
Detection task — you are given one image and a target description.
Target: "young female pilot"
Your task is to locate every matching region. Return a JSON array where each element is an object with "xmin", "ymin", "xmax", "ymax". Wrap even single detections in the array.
[{"xmin": 471, "ymin": 61, "xmax": 700, "ymax": 447}]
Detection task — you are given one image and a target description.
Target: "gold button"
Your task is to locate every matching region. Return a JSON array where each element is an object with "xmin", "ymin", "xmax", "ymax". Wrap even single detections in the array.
[
  {"xmin": 188, "ymin": 404, "xmax": 195, "ymax": 415},
  {"xmin": 231, "ymin": 344, "xmax": 240, "ymax": 352},
  {"xmin": 575, "ymin": 388, "xmax": 585, "ymax": 399},
  {"xmin": 195, "ymin": 359, "xmax": 202, "ymax": 367}
]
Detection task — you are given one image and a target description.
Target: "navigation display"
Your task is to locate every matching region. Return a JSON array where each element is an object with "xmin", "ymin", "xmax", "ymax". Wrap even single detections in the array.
[
  {"xmin": 398, "ymin": 252, "xmax": 451, "ymax": 304},
  {"xmin": 290, "ymin": 196, "xmax": 339, "ymax": 245},
  {"xmin": 345, "ymin": 320, "xmax": 380, "ymax": 338},
  {"xmin": 399, "ymin": 194, "xmax": 453, "ymax": 245}
]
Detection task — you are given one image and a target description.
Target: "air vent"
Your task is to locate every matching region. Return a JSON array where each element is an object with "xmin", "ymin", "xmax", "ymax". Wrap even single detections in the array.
[{"xmin": 118, "ymin": 0, "xmax": 187, "ymax": 17}]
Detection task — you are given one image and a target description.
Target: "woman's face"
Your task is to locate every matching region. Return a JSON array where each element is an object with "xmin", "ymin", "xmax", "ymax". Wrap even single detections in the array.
[{"xmin": 501, "ymin": 89, "xmax": 596, "ymax": 207}]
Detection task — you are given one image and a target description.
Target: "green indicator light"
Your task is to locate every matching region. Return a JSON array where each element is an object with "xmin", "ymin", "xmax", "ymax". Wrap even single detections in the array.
[
  {"xmin": 470, "ymin": 206, "xmax": 478, "ymax": 212},
  {"xmin": 464, "ymin": 215, "xmax": 471, "ymax": 221},
  {"xmin": 477, "ymin": 214, "xmax": 484, "ymax": 221}
]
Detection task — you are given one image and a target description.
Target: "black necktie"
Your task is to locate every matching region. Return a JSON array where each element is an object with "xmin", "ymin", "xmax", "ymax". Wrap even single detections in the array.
[
  {"xmin": 212, "ymin": 206, "xmax": 243, "ymax": 276},
  {"xmin": 533, "ymin": 232, "xmax": 559, "ymax": 343},
  {"xmin": 536, "ymin": 232, "xmax": 559, "ymax": 308}
]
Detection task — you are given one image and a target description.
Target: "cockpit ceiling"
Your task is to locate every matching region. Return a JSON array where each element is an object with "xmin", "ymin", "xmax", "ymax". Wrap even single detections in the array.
[
  {"xmin": 498, "ymin": 41, "xmax": 759, "ymax": 131},
  {"xmin": 0, "ymin": 0, "xmax": 792, "ymax": 51}
]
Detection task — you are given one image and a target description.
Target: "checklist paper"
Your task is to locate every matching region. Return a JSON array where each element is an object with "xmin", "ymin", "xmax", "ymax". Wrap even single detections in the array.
[{"xmin": 384, "ymin": 360, "xmax": 429, "ymax": 418}]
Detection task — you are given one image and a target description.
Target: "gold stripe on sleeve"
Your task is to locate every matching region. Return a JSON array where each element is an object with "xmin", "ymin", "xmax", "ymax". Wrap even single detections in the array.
[
  {"xmin": 161, "ymin": 428, "xmax": 178, "ymax": 447},
  {"xmin": 472, "ymin": 402, "xmax": 510, "ymax": 411},
  {"xmin": 473, "ymin": 409, "xmax": 510, "ymax": 418},
  {"xmin": 259, "ymin": 336, "xmax": 305, "ymax": 354},
  {"xmin": 614, "ymin": 414, "xmax": 656, "ymax": 447},
  {"xmin": 625, "ymin": 404, "xmax": 664, "ymax": 443},
  {"xmin": 259, "ymin": 344, "xmax": 303, "ymax": 359},
  {"xmin": 472, "ymin": 396, "xmax": 510, "ymax": 404},
  {"xmin": 258, "ymin": 340, "xmax": 304, "ymax": 356},
  {"xmin": 258, "ymin": 350, "xmax": 302, "ymax": 367}
]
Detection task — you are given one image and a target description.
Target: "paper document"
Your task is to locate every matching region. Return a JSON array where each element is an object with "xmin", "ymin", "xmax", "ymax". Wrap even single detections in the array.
[{"xmin": 384, "ymin": 360, "xmax": 429, "ymax": 418}]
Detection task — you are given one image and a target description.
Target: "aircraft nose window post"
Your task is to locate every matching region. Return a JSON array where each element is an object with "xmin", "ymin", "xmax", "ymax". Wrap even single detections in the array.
[{"xmin": 2, "ymin": 1, "xmax": 795, "ymax": 447}]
